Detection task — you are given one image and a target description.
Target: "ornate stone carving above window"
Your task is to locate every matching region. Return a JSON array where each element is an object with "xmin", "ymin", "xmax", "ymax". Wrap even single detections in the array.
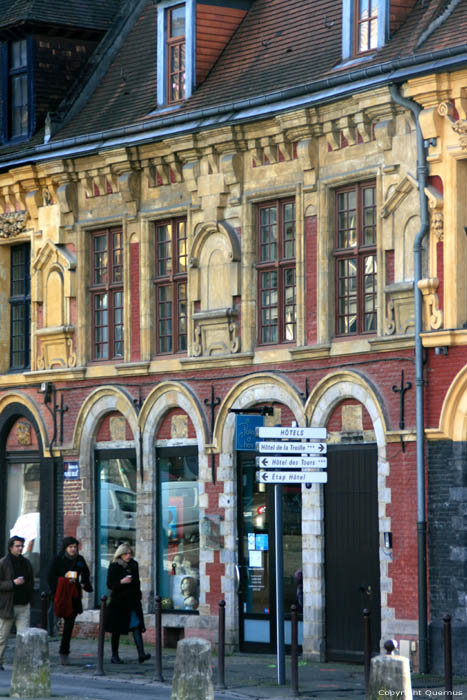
[
  {"xmin": 32, "ymin": 240, "xmax": 77, "ymax": 370},
  {"xmin": 0, "ymin": 211, "xmax": 28, "ymax": 238},
  {"xmin": 190, "ymin": 220, "xmax": 241, "ymax": 357}
]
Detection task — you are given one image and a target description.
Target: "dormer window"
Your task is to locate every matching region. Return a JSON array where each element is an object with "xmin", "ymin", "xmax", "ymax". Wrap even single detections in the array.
[
  {"xmin": 157, "ymin": 0, "xmax": 194, "ymax": 108},
  {"xmin": 355, "ymin": 0, "xmax": 378, "ymax": 53},
  {"xmin": 167, "ymin": 5, "xmax": 186, "ymax": 103},
  {"xmin": 2, "ymin": 38, "xmax": 30, "ymax": 142},
  {"xmin": 342, "ymin": 0, "xmax": 387, "ymax": 61}
]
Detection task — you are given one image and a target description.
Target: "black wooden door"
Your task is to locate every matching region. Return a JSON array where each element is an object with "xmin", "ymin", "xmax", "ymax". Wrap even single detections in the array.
[{"xmin": 324, "ymin": 444, "xmax": 380, "ymax": 662}]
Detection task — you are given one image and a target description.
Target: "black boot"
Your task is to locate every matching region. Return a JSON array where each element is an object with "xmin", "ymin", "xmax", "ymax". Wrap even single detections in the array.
[
  {"xmin": 132, "ymin": 628, "xmax": 150, "ymax": 663},
  {"xmin": 111, "ymin": 632, "xmax": 124, "ymax": 664}
]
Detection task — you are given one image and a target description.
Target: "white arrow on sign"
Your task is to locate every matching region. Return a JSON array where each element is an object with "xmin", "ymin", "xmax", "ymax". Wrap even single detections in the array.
[
  {"xmin": 256, "ymin": 440, "xmax": 327, "ymax": 455},
  {"xmin": 256, "ymin": 470, "xmax": 328, "ymax": 484},
  {"xmin": 256, "ymin": 455, "xmax": 327, "ymax": 469},
  {"xmin": 256, "ymin": 426, "xmax": 327, "ymax": 440}
]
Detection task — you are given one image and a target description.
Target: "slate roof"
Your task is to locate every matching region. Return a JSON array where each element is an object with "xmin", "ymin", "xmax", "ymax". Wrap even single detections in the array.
[
  {"xmin": 0, "ymin": 0, "xmax": 122, "ymax": 31},
  {"xmin": 2, "ymin": 0, "xmax": 467, "ymax": 160}
]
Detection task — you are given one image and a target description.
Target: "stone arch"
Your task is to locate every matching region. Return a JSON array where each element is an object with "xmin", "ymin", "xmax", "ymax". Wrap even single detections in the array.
[
  {"xmin": 439, "ymin": 365, "xmax": 467, "ymax": 441},
  {"xmin": 73, "ymin": 386, "xmax": 139, "ymax": 453},
  {"xmin": 190, "ymin": 220, "xmax": 241, "ymax": 311},
  {"xmin": 215, "ymin": 372, "xmax": 304, "ymax": 452},
  {"xmin": 303, "ymin": 370, "xmax": 391, "ymax": 655},
  {"xmin": 0, "ymin": 392, "xmax": 49, "ymax": 455},
  {"xmin": 305, "ymin": 370, "xmax": 388, "ymax": 450},
  {"xmin": 139, "ymin": 381, "xmax": 208, "ymax": 447}
]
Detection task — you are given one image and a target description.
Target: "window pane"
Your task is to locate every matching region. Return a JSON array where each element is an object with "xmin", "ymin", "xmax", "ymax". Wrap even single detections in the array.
[
  {"xmin": 283, "ymin": 203, "xmax": 296, "ymax": 259},
  {"xmin": 158, "ymin": 452, "xmax": 200, "ymax": 612},
  {"xmin": 260, "ymin": 207, "xmax": 277, "ymax": 261},
  {"xmin": 96, "ymin": 456, "xmax": 137, "ymax": 600},
  {"xmin": 156, "ymin": 224, "xmax": 172, "ymax": 276},
  {"xmin": 363, "ymin": 255, "xmax": 377, "ymax": 331},
  {"xmin": 112, "ymin": 231, "xmax": 123, "ymax": 283},
  {"xmin": 177, "ymin": 221, "xmax": 187, "ymax": 273},
  {"xmin": 178, "ymin": 282, "xmax": 187, "ymax": 351},
  {"xmin": 11, "ymin": 74, "xmax": 28, "ymax": 138},
  {"xmin": 113, "ymin": 291, "xmax": 124, "ymax": 357},
  {"xmin": 94, "ymin": 293, "xmax": 109, "ymax": 359},
  {"xmin": 337, "ymin": 191, "xmax": 356, "ymax": 248},
  {"xmin": 158, "ymin": 285, "xmax": 173, "ymax": 353},
  {"xmin": 336, "ymin": 258, "xmax": 357, "ymax": 335},
  {"xmin": 169, "ymin": 6, "xmax": 185, "ymax": 37},
  {"xmin": 284, "ymin": 268, "xmax": 296, "ymax": 341},
  {"xmin": 11, "ymin": 40, "xmax": 27, "ymax": 69},
  {"xmin": 363, "ymin": 186, "xmax": 376, "ymax": 245},
  {"xmin": 93, "ymin": 235, "xmax": 108, "ymax": 284}
]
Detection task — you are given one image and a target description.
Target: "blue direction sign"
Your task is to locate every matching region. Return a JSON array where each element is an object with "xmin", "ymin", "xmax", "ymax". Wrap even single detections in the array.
[
  {"xmin": 256, "ymin": 440, "xmax": 327, "ymax": 455},
  {"xmin": 257, "ymin": 470, "xmax": 328, "ymax": 484},
  {"xmin": 256, "ymin": 426, "xmax": 327, "ymax": 440},
  {"xmin": 256, "ymin": 455, "xmax": 327, "ymax": 469}
]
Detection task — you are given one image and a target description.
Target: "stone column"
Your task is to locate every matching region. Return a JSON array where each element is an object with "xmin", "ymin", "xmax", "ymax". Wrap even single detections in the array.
[{"xmin": 10, "ymin": 628, "xmax": 51, "ymax": 698}]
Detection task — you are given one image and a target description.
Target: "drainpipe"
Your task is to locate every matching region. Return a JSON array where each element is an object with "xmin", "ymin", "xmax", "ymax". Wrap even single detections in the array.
[{"xmin": 389, "ymin": 83, "xmax": 429, "ymax": 674}]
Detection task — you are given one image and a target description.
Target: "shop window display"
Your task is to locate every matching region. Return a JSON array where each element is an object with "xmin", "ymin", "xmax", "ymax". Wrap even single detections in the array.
[
  {"xmin": 157, "ymin": 450, "xmax": 199, "ymax": 612},
  {"xmin": 95, "ymin": 453, "xmax": 137, "ymax": 599}
]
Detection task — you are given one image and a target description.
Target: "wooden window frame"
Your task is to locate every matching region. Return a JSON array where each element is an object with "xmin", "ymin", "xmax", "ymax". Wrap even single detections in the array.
[
  {"xmin": 334, "ymin": 182, "xmax": 377, "ymax": 337},
  {"xmin": 353, "ymin": 0, "xmax": 378, "ymax": 55},
  {"xmin": 256, "ymin": 199, "xmax": 296, "ymax": 346},
  {"xmin": 89, "ymin": 227, "xmax": 124, "ymax": 361},
  {"xmin": 166, "ymin": 4, "xmax": 186, "ymax": 104},
  {"xmin": 9, "ymin": 242, "xmax": 30, "ymax": 370},
  {"xmin": 154, "ymin": 217, "xmax": 187, "ymax": 355}
]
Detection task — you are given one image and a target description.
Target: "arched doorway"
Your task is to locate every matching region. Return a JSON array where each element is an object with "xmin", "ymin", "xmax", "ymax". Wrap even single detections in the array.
[{"xmin": 0, "ymin": 403, "xmax": 54, "ymax": 624}]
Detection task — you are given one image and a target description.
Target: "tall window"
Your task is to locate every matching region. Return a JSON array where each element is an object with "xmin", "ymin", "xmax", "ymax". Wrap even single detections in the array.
[
  {"xmin": 90, "ymin": 228, "xmax": 124, "ymax": 360},
  {"xmin": 154, "ymin": 218, "xmax": 187, "ymax": 354},
  {"xmin": 7, "ymin": 39, "xmax": 29, "ymax": 140},
  {"xmin": 10, "ymin": 243, "xmax": 30, "ymax": 370},
  {"xmin": 95, "ymin": 451, "xmax": 136, "ymax": 600},
  {"xmin": 257, "ymin": 199, "xmax": 296, "ymax": 344},
  {"xmin": 335, "ymin": 182, "xmax": 377, "ymax": 336},
  {"xmin": 157, "ymin": 448, "xmax": 199, "ymax": 613},
  {"xmin": 355, "ymin": 0, "xmax": 378, "ymax": 53},
  {"xmin": 166, "ymin": 5, "xmax": 186, "ymax": 103}
]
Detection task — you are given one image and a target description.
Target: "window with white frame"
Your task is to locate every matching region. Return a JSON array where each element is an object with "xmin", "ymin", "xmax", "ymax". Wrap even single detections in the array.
[
  {"xmin": 342, "ymin": 0, "xmax": 388, "ymax": 60},
  {"xmin": 157, "ymin": 0, "xmax": 195, "ymax": 107}
]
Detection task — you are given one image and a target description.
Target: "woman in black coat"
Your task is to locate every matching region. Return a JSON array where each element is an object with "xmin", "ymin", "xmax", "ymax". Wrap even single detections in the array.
[
  {"xmin": 48, "ymin": 536, "xmax": 93, "ymax": 665},
  {"xmin": 105, "ymin": 543, "xmax": 150, "ymax": 664}
]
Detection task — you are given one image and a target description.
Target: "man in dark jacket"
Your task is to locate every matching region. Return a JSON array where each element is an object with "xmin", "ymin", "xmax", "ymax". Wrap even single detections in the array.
[
  {"xmin": 48, "ymin": 536, "xmax": 92, "ymax": 665},
  {"xmin": 0, "ymin": 536, "xmax": 34, "ymax": 670}
]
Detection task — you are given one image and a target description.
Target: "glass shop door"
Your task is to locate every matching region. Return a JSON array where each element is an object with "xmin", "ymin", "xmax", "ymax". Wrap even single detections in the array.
[{"xmin": 237, "ymin": 453, "xmax": 303, "ymax": 652}]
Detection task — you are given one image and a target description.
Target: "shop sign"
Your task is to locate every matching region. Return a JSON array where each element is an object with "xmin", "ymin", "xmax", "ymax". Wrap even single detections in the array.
[
  {"xmin": 235, "ymin": 414, "xmax": 264, "ymax": 451},
  {"xmin": 64, "ymin": 461, "xmax": 79, "ymax": 479}
]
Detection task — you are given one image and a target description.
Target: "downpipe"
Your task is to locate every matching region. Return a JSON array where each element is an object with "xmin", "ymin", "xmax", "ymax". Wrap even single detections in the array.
[{"xmin": 389, "ymin": 83, "xmax": 429, "ymax": 674}]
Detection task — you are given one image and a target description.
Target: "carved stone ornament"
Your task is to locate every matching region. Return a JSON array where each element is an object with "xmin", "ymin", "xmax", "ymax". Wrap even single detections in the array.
[
  {"xmin": 451, "ymin": 120, "xmax": 467, "ymax": 150},
  {"xmin": 417, "ymin": 277, "xmax": 443, "ymax": 331},
  {"xmin": 431, "ymin": 211, "xmax": 444, "ymax": 241},
  {"xmin": 16, "ymin": 421, "xmax": 32, "ymax": 446},
  {"xmin": 0, "ymin": 211, "xmax": 28, "ymax": 238}
]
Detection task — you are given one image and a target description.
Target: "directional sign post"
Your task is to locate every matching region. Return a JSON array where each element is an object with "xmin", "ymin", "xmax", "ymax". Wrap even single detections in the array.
[
  {"xmin": 256, "ymin": 455, "xmax": 327, "ymax": 470},
  {"xmin": 253, "ymin": 424, "xmax": 328, "ymax": 688},
  {"xmin": 257, "ymin": 440, "xmax": 327, "ymax": 455},
  {"xmin": 257, "ymin": 470, "xmax": 328, "ymax": 484}
]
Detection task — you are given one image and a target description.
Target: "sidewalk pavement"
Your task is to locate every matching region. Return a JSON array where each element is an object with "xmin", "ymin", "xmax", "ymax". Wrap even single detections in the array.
[{"xmin": 1, "ymin": 634, "xmax": 467, "ymax": 699}]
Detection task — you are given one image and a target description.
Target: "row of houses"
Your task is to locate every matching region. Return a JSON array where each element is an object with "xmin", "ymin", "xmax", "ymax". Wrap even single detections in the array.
[{"xmin": 0, "ymin": 0, "xmax": 466, "ymax": 674}]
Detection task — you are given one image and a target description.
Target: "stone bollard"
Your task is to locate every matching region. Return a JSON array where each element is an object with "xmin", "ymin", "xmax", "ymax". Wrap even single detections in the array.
[
  {"xmin": 170, "ymin": 638, "xmax": 214, "ymax": 700},
  {"xmin": 367, "ymin": 641, "xmax": 413, "ymax": 700},
  {"xmin": 10, "ymin": 628, "xmax": 51, "ymax": 698}
]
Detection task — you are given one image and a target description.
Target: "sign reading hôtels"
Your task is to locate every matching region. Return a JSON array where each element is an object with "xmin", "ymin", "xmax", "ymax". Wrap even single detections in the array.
[
  {"xmin": 255, "ymin": 424, "xmax": 328, "ymax": 485},
  {"xmin": 256, "ymin": 426, "xmax": 327, "ymax": 440}
]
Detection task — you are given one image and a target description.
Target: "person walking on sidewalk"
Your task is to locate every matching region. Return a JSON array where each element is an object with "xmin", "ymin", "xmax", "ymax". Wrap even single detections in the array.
[
  {"xmin": 48, "ymin": 536, "xmax": 93, "ymax": 666},
  {"xmin": 105, "ymin": 543, "xmax": 150, "ymax": 664},
  {"xmin": 0, "ymin": 536, "xmax": 34, "ymax": 670}
]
